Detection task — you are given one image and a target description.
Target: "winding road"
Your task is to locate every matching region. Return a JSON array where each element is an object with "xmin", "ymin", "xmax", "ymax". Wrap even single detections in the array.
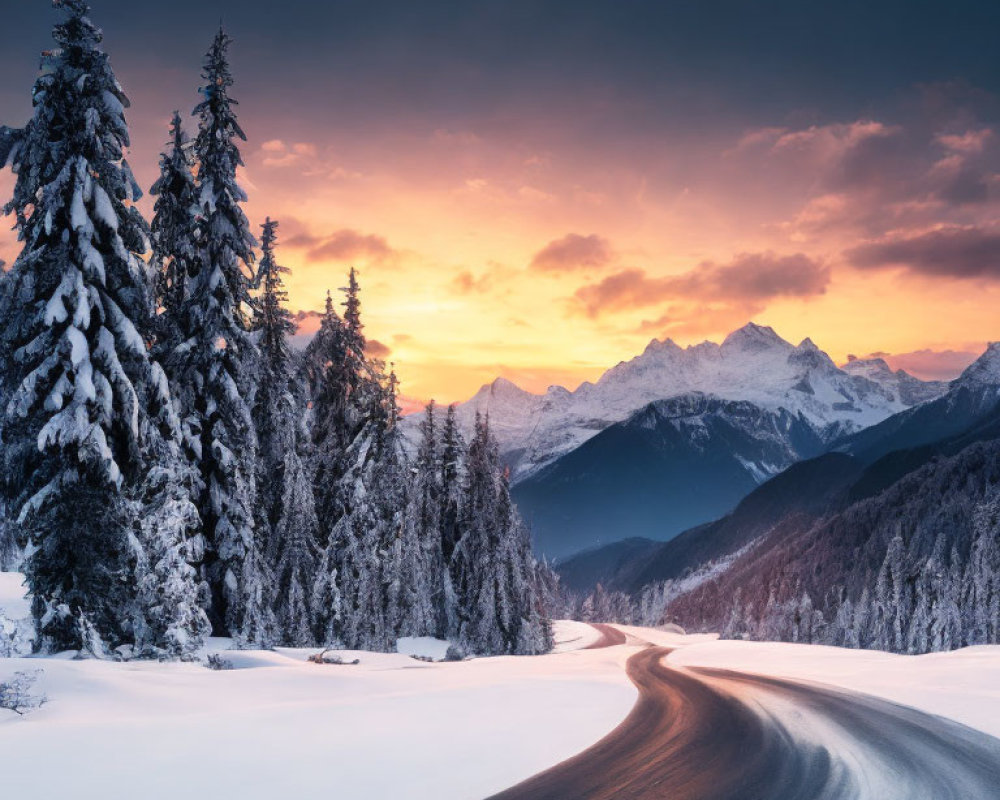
[
  {"xmin": 582, "ymin": 622, "xmax": 628, "ymax": 649},
  {"xmin": 489, "ymin": 628, "xmax": 1000, "ymax": 800}
]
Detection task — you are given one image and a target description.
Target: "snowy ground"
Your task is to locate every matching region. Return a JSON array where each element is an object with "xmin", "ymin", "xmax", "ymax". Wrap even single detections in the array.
[
  {"xmin": 4, "ymin": 572, "xmax": 1000, "ymax": 798},
  {"xmin": 0, "ymin": 575, "xmax": 637, "ymax": 799},
  {"xmin": 668, "ymin": 639, "xmax": 1000, "ymax": 739}
]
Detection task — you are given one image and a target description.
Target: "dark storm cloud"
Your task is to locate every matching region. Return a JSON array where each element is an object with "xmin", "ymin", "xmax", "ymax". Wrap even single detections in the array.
[
  {"xmin": 573, "ymin": 252, "xmax": 829, "ymax": 317},
  {"xmin": 847, "ymin": 227, "xmax": 1000, "ymax": 279}
]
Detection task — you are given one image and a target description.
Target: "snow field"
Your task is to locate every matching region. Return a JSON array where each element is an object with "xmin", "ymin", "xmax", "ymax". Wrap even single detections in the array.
[
  {"xmin": 5, "ymin": 565, "xmax": 1000, "ymax": 800},
  {"xmin": 667, "ymin": 639, "xmax": 1000, "ymax": 739},
  {"xmin": 0, "ymin": 616, "xmax": 636, "ymax": 800}
]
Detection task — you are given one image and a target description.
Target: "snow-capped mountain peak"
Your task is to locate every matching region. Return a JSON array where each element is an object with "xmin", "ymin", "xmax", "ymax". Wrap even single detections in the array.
[
  {"xmin": 955, "ymin": 342, "xmax": 1000, "ymax": 390},
  {"xmin": 406, "ymin": 323, "xmax": 952, "ymax": 480},
  {"xmin": 842, "ymin": 355, "xmax": 952, "ymax": 406},
  {"xmin": 721, "ymin": 322, "xmax": 790, "ymax": 354}
]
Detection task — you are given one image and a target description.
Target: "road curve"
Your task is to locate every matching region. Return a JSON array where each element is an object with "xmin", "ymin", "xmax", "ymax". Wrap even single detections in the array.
[
  {"xmin": 583, "ymin": 623, "xmax": 628, "ymax": 649},
  {"xmin": 489, "ymin": 642, "xmax": 1000, "ymax": 800}
]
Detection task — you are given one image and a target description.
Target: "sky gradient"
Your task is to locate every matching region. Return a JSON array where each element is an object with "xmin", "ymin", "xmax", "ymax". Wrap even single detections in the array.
[{"xmin": 1, "ymin": 1, "xmax": 999, "ymax": 403}]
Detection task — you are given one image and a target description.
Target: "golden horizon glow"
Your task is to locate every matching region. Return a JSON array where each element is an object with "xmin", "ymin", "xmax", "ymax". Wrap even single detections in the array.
[{"xmin": 0, "ymin": 93, "xmax": 996, "ymax": 407}]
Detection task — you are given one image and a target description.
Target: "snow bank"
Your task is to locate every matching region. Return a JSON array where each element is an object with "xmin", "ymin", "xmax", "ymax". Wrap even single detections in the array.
[
  {"xmin": 0, "ymin": 618, "xmax": 637, "ymax": 799},
  {"xmin": 551, "ymin": 619, "xmax": 604, "ymax": 652},
  {"xmin": 396, "ymin": 636, "xmax": 451, "ymax": 661},
  {"xmin": 668, "ymin": 639, "xmax": 1000, "ymax": 738},
  {"xmin": 0, "ymin": 572, "xmax": 29, "ymax": 619}
]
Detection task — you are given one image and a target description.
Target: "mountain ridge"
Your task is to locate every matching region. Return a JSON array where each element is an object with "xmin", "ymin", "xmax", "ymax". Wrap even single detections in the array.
[
  {"xmin": 407, "ymin": 323, "xmax": 949, "ymax": 483},
  {"xmin": 556, "ymin": 342, "xmax": 1000, "ymax": 595}
]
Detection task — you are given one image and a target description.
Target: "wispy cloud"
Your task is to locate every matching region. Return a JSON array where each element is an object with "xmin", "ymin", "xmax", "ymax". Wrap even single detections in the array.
[
  {"xmin": 287, "ymin": 228, "xmax": 398, "ymax": 265},
  {"xmin": 531, "ymin": 233, "xmax": 614, "ymax": 273},
  {"xmin": 847, "ymin": 226, "xmax": 1000, "ymax": 279},
  {"xmin": 572, "ymin": 252, "xmax": 829, "ymax": 317}
]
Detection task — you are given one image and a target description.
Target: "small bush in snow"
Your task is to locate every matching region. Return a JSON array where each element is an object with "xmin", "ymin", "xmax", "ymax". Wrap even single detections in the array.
[
  {"xmin": 205, "ymin": 654, "xmax": 235, "ymax": 671},
  {"xmin": 444, "ymin": 645, "xmax": 466, "ymax": 662},
  {"xmin": 0, "ymin": 670, "xmax": 47, "ymax": 716},
  {"xmin": 307, "ymin": 649, "xmax": 360, "ymax": 665}
]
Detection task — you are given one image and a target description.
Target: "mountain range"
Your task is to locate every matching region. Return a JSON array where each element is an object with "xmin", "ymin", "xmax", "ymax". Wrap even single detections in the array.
[
  {"xmin": 444, "ymin": 323, "xmax": 947, "ymax": 483},
  {"xmin": 406, "ymin": 323, "xmax": 950, "ymax": 559},
  {"xmin": 557, "ymin": 343, "xmax": 1000, "ymax": 614}
]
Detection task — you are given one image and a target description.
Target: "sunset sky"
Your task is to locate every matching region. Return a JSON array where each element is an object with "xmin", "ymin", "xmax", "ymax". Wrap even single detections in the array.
[{"xmin": 2, "ymin": 1, "xmax": 999, "ymax": 403}]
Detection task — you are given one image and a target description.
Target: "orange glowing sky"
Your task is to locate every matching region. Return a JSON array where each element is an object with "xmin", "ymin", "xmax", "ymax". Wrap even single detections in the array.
[{"xmin": 1, "ymin": 2, "xmax": 998, "ymax": 404}]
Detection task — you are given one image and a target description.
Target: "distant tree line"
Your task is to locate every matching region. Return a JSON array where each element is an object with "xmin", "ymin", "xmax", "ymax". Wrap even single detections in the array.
[{"xmin": 570, "ymin": 439, "xmax": 1000, "ymax": 656}]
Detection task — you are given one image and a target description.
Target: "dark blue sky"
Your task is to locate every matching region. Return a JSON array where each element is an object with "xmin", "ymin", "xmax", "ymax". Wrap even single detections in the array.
[{"xmin": 2, "ymin": 1, "xmax": 999, "ymax": 135}]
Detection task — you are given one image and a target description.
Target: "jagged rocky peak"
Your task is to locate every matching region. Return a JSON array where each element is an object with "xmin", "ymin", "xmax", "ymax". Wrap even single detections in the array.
[
  {"xmin": 545, "ymin": 384, "xmax": 573, "ymax": 400},
  {"xmin": 641, "ymin": 337, "xmax": 684, "ymax": 357},
  {"xmin": 472, "ymin": 376, "xmax": 536, "ymax": 400},
  {"xmin": 956, "ymin": 342, "xmax": 1000, "ymax": 389},
  {"xmin": 789, "ymin": 336, "xmax": 837, "ymax": 370},
  {"xmin": 843, "ymin": 354, "xmax": 894, "ymax": 375},
  {"xmin": 721, "ymin": 322, "xmax": 791, "ymax": 353}
]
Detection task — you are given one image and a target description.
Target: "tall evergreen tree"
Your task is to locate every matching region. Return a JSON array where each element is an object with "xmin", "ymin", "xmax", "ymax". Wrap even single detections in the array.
[
  {"xmin": 307, "ymin": 281, "xmax": 372, "ymax": 545},
  {"xmin": 0, "ymin": 0, "xmax": 204, "ymax": 654},
  {"xmin": 273, "ymin": 449, "xmax": 319, "ymax": 646},
  {"xmin": 410, "ymin": 401, "xmax": 448, "ymax": 636},
  {"xmin": 381, "ymin": 379, "xmax": 436, "ymax": 640},
  {"xmin": 251, "ymin": 219, "xmax": 317, "ymax": 645},
  {"xmin": 131, "ymin": 423, "xmax": 212, "ymax": 659},
  {"xmin": 310, "ymin": 274, "xmax": 418, "ymax": 649},
  {"xmin": 149, "ymin": 111, "xmax": 198, "ymax": 347},
  {"xmin": 342, "ymin": 267, "xmax": 362, "ymax": 338},
  {"xmin": 162, "ymin": 27, "xmax": 272, "ymax": 644},
  {"xmin": 965, "ymin": 500, "xmax": 1000, "ymax": 645},
  {"xmin": 450, "ymin": 415, "xmax": 551, "ymax": 656},
  {"xmin": 333, "ymin": 417, "xmax": 401, "ymax": 652},
  {"xmin": 439, "ymin": 404, "xmax": 463, "ymax": 562},
  {"xmin": 251, "ymin": 219, "xmax": 295, "ymax": 553}
]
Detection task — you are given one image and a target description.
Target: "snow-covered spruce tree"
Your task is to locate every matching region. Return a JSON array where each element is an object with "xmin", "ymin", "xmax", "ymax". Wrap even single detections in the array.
[
  {"xmin": 382, "ymin": 375, "xmax": 437, "ymax": 641},
  {"xmin": 251, "ymin": 219, "xmax": 318, "ymax": 645},
  {"xmin": 408, "ymin": 400, "xmax": 448, "ymax": 637},
  {"xmin": 308, "ymin": 274, "xmax": 381, "ymax": 642},
  {"xmin": 273, "ymin": 449, "xmax": 320, "ymax": 645},
  {"xmin": 326, "ymin": 420, "xmax": 388, "ymax": 651},
  {"xmin": 131, "ymin": 415, "xmax": 212, "ymax": 660},
  {"xmin": 438, "ymin": 403, "xmax": 464, "ymax": 635},
  {"xmin": 336, "ymin": 416, "xmax": 408, "ymax": 651},
  {"xmin": 0, "ymin": 0, "xmax": 205, "ymax": 655},
  {"xmin": 307, "ymin": 285, "xmax": 370, "ymax": 545},
  {"xmin": 252, "ymin": 218, "xmax": 294, "ymax": 552},
  {"xmin": 162, "ymin": 28, "xmax": 273, "ymax": 645},
  {"xmin": 450, "ymin": 415, "xmax": 551, "ymax": 656},
  {"xmin": 870, "ymin": 532, "xmax": 908, "ymax": 652},
  {"xmin": 149, "ymin": 111, "xmax": 198, "ymax": 349},
  {"xmin": 330, "ymin": 368, "xmax": 438, "ymax": 651},
  {"xmin": 439, "ymin": 403, "xmax": 463, "ymax": 562},
  {"xmin": 310, "ymin": 276, "xmax": 395, "ymax": 650},
  {"xmin": 306, "ymin": 294, "xmax": 348, "ymax": 642},
  {"xmin": 964, "ymin": 499, "xmax": 1000, "ymax": 646},
  {"xmin": 0, "ymin": 254, "xmax": 11, "ymax": 572}
]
